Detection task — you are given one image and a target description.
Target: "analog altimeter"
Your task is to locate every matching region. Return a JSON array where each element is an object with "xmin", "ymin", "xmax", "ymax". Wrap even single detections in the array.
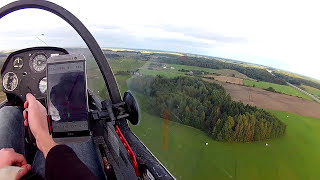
[
  {"xmin": 3, "ymin": 72, "xmax": 19, "ymax": 92},
  {"xmin": 30, "ymin": 54, "xmax": 47, "ymax": 72}
]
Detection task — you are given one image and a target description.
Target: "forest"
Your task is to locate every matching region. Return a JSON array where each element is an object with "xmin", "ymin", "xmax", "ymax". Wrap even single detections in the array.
[
  {"xmin": 128, "ymin": 75, "xmax": 286, "ymax": 142},
  {"xmin": 154, "ymin": 55, "xmax": 287, "ymax": 85}
]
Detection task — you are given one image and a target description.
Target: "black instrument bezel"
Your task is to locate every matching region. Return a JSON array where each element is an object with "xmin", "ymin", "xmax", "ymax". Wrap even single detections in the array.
[
  {"xmin": 1, "ymin": 47, "xmax": 68, "ymax": 103},
  {"xmin": 2, "ymin": 47, "xmax": 68, "ymax": 74}
]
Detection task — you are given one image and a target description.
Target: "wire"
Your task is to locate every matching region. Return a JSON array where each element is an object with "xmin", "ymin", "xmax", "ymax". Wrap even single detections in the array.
[{"xmin": 36, "ymin": 37, "xmax": 48, "ymax": 46}]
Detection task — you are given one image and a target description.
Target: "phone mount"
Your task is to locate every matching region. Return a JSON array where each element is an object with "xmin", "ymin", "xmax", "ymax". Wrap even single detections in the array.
[
  {"xmin": 90, "ymin": 91, "xmax": 140, "ymax": 126},
  {"xmin": 123, "ymin": 91, "xmax": 140, "ymax": 125}
]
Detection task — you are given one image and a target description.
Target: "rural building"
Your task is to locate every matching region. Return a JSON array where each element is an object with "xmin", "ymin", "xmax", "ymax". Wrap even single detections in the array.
[{"xmin": 187, "ymin": 71, "xmax": 194, "ymax": 75}]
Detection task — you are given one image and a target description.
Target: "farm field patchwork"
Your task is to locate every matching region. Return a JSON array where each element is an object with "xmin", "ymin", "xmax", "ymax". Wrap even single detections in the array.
[
  {"xmin": 214, "ymin": 69, "xmax": 253, "ymax": 80},
  {"xmin": 108, "ymin": 58, "xmax": 147, "ymax": 72},
  {"xmin": 0, "ymin": 49, "xmax": 316, "ymax": 180},
  {"xmin": 219, "ymin": 82, "xmax": 320, "ymax": 119},
  {"xmin": 203, "ymin": 75, "xmax": 244, "ymax": 85},
  {"xmin": 139, "ymin": 63, "xmax": 217, "ymax": 78},
  {"xmin": 244, "ymin": 79, "xmax": 313, "ymax": 101},
  {"xmin": 139, "ymin": 69, "xmax": 184, "ymax": 78}
]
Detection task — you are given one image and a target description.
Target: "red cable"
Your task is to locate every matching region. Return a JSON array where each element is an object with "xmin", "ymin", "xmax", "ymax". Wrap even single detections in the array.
[
  {"xmin": 115, "ymin": 125, "xmax": 140, "ymax": 177},
  {"xmin": 47, "ymin": 115, "xmax": 52, "ymax": 134}
]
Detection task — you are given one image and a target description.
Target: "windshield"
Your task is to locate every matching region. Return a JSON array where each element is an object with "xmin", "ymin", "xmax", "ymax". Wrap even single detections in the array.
[{"xmin": 1, "ymin": 1, "xmax": 320, "ymax": 179}]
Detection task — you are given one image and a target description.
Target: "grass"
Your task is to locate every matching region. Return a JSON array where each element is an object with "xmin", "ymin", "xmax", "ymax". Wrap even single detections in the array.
[
  {"xmin": 0, "ymin": 58, "xmax": 6, "ymax": 102},
  {"xmin": 109, "ymin": 58, "xmax": 147, "ymax": 73},
  {"xmin": 274, "ymin": 70, "xmax": 320, "ymax": 84},
  {"xmin": 0, "ymin": 89, "xmax": 6, "ymax": 102},
  {"xmin": 140, "ymin": 63, "xmax": 254, "ymax": 81},
  {"xmin": 130, "ymin": 93, "xmax": 320, "ymax": 180},
  {"xmin": 139, "ymin": 63, "xmax": 221, "ymax": 78},
  {"xmin": 300, "ymin": 84, "xmax": 320, "ymax": 97},
  {"xmin": 86, "ymin": 58, "xmax": 146, "ymax": 99},
  {"xmin": 244, "ymin": 79, "xmax": 313, "ymax": 101},
  {"xmin": 168, "ymin": 64, "xmax": 218, "ymax": 74},
  {"xmin": 85, "ymin": 58, "xmax": 320, "ymax": 179},
  {"xmin": 139, "ymin": 69, "xmax": 185, "ymax": 78},
  {"xmin": 215, "ymin": 69, "xmax": 251, "ymax": 79},
  {"xmin": 102, "ymin": 48, "xmax": 184, "ymax": 56},
  {"xmin": 115, "ymin": 75, "xmax": 130, "ymax": 95}
]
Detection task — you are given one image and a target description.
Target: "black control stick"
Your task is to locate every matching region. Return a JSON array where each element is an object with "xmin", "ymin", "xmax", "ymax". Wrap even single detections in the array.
[{"xmin": 24, "ymin": 109, "xmax": 37, "ymax": 147}]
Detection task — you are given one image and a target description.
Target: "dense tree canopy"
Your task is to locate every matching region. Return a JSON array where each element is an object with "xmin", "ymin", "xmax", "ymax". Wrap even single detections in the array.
[{"xmin": 128, "ymin": 75, "xmax": 286, "ymax": 142}]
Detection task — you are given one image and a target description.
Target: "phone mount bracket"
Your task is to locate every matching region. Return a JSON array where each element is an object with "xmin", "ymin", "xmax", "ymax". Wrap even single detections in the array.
[{"xmin": 90, "ymin": 100, "xmax": 129, "ymax": 123}]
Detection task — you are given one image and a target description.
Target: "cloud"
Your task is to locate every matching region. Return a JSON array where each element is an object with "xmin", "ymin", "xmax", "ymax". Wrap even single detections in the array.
[
  {"xmin": 154, "ymin": 24, "xmax": 248, "ymax": 44},
  {"xmin": 0, "ymin": 0, "xmax": 319, "ymax": 80}
]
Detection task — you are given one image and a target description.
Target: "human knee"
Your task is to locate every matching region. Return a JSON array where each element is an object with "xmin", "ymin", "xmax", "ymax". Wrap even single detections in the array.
[{"xmin": 0, "ymin": 106, "xmax": 23, "ymax": 127}]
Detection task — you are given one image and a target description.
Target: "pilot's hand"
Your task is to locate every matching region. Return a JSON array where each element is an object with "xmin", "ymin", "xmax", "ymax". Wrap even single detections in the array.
[
  {"xmin": 23, "ymin": 93, "xmax": 57, "ymax": 158},
  {"xmin": 0, "ymin": 148, "xmax": 31, "ymax": 179}
]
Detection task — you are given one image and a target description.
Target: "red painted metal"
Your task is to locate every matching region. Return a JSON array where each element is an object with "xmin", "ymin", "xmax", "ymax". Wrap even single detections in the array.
[{"xmin": 115, "ymin": 125, "xmax": 140, "ymax": 176}]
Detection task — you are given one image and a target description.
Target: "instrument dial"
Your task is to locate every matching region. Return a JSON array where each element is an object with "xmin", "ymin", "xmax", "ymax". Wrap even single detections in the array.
[
  {"xmin": 3, "ymin": 72, "xmax": 19, "ymax": 92},
  {"xmin": 39, "ymin": 77, "xmax": 47, "ymax": 94},
  {"xmin": 13, "ymin": 57, "xmax": 23, "ymax": 69},
  {"xmin": 30, "ymin": 54, "xmax": 47, "ymax": 72}
]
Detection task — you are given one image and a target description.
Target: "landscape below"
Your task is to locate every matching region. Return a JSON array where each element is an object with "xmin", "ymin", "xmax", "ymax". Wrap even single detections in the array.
[
  {"xmin": 1, "ymin": 48, "xmax": 320, "ymax": 180},
  {"xmin": 99, "ymin": 49, "xmax": 320, "ymax": 179},
  {"xmin": 100, "ymin": 49, "xmax": 320, "ymax": 180},
  {"xmin": 128, "ymin": 75, "xmax": 286, "ymax": 142}
]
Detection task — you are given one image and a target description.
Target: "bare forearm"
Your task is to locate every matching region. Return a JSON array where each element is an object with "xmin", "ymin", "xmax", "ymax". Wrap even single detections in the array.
[{"xmin": 37, "ymin": 133, "xmax": 57, "ymax": 158}]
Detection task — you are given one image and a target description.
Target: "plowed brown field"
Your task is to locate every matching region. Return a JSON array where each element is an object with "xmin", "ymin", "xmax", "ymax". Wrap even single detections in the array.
[{"xmin": 219, "ymin": 82, "xmax": 320, "ymax": 119}]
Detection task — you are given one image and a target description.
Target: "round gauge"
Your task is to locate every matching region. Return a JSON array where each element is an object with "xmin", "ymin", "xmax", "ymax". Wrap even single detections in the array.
[
  {"xmin": 13, "ymin": 57, "xmax": 23, "ymax": 69},
  {"xmin": 30, "ymin": 54, "xmax": 47, "ymax": 72},
  {"xmin": 2, "ymin": 72, "xmax": 19, "ymax": 92},
  {"xmin": 39, "ymin": 77, "xmax": 47, "ymax": 94}
]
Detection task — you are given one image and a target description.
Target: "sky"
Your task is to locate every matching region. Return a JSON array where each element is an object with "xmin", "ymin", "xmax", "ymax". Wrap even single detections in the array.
[{"xmin": 0, "ymin": 0, "xmax": 319, "ymax": 80}]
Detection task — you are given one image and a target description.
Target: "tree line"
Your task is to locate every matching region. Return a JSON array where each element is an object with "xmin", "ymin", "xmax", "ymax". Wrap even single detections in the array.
[
  {"xmin": 154, "ymin": 55, "xmax": 287, "ymax": 85},
  {"xmin": 274, "ymin": 72, "xmax": 320, "ymax": 90},
  {"xmin": 128, "ymin": 75, "xmax": 286, "ymax": 142},
  {"xmin": 178, "ymin": 69, "xmax": 211, "ymax": 76}
]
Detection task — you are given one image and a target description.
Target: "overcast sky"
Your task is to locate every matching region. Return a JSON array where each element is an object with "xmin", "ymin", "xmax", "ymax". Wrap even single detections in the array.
[{"xmin": 0, "ymin": 0, "xmax": 319, "ymax": 80}]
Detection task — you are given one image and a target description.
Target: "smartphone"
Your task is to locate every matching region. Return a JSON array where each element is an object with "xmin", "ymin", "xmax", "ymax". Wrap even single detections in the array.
[{"xmin": 46, "ymin": 54, "xmax": 90, "ymax": 140}]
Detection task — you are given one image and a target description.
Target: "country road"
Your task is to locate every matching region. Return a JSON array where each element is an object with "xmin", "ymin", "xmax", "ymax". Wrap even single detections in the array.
[
  {"xmin": 287, "ymin": 82, "xmax": 320, "ymax": 103},
  {"xmin": 268, "ymin": 70, "xmax": 320, "ymax": 103}
]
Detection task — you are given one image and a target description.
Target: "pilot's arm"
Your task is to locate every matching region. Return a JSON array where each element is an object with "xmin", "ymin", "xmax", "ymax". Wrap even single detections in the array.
[
  {"xmin": 45, "ymin": 145, "xmax": 98, "ymax": 180},
  {"xmin": 24, "ymin": 93, "xmax": 97, "ymax": 180},
  {"xmin": 0, "ymin": 148, "xmax": 31, "ymax": 179}
]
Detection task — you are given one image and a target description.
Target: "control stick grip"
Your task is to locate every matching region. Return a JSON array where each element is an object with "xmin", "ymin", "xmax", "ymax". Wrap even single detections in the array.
[{"xmin": 25, "ymin": 110, "xmax": 37, "ymax": 147}]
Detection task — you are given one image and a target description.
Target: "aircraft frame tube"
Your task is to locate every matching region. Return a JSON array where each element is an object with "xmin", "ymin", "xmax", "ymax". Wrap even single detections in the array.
[{"xmin": 0, "ymin": 0, "xmax": 122, "ymax": 103}]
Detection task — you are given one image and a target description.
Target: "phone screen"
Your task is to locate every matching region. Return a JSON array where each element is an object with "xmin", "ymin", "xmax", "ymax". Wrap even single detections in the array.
[{"xmin": 47, "ymin": 61, "xmax": 88, "ymax": 124}]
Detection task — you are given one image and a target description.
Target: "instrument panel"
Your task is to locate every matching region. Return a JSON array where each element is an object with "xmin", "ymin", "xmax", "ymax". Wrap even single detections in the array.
[{"xmin": 1, "ymin": 47, "xmax": 68, "ymax": 103}]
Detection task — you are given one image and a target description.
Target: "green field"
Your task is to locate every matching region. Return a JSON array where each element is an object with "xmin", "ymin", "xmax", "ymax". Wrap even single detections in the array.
[
  {"xmin": 214, "ymin": 69, "xmax": 251, "ymax": 79},
  {"xmin": 115, "ymin": 75, "xmax": 130, "ymax": 95},
  {"xmin": 274, "ymin": 70, "xmax": 320, "ymax": 83},
  {"xmin": 109, "ymin": 58, "xmax": 147, "ymax": 72},
  {"xmin": 300, "ymin": 85, "xmax": 320, "ymax": 97},
  {"xmin": 168, "ymin": 64, "xmax": 218, "ymax": 74},
  {"xmin": 244, "ymin": 79, "xmax": 313, "ymax": 101},
  {"xmin": 139, "ymin": 63, "xmax": 220, "ymax": 78},
  {"xmin": 86, "ymin": 58, "xmax": 146, "ymax": 99},
  {"xmin": 139, "ymin": 69, "xmax": 184, "ymax": 78},
  {"xmin": 129, "ymin": 93, "xmax": 320, "ymax": 180},
  {"xmin": 87, "ymin": 57, "xmax": 320, "ymax": 180}
]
